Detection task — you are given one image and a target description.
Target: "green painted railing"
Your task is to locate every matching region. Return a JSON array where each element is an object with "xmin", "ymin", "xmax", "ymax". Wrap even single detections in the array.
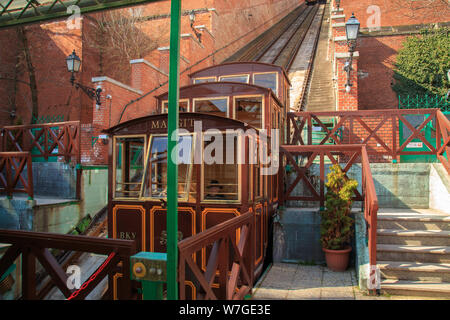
[
  {"xmin": 32, "ymin": 115, "xmax": 64, "ymax": 124},
  {"xmin": 399, "ymin": 94, "xmax": 449, "ymax": 111}
]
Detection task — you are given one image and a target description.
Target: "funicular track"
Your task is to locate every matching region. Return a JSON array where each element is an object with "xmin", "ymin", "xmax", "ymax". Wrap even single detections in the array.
[
  {"xmin": 226, "ymin": 2, "xmax": 322, "ymax": 73},
  {"xmin": 224, "ymin": 3, "xmax": 309, "ymax": 63},
  {"xmin": 257, "ymin": 4, "xmax": 319, "ymax": 70}
]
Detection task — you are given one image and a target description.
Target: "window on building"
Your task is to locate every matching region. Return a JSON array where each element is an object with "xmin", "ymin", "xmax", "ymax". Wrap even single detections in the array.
[
  {"xmin": 202, "ymin": 133, "xmax": 239, "ymax": 202},
  {"xmin": 218, "ymin": 74, "xmax": 249, "ymax": 83},
  {"xmin": 235, "ymin": 96, "xmax": 263, "ymax": 129},
  {"xmin": 253, "ymin": 72, "xmax": 277, "ymax": 95},
  {"xmin": 141, "ymin": 134, "xmax": 194, "ymax": 201},
  {"xmin": 194, "ymin": 98, "xmax": 228, "ymax": 118},
  {"xmin": 114, "ymin": 136, "xmax": 146, "ymax": 199},
  {"xmin": 162, "ymin": 100, "xmax": 189, "ymax": 113},
  {"xmin": 193, "ymin": 77, "xmax": 216, "ymax": 84}
]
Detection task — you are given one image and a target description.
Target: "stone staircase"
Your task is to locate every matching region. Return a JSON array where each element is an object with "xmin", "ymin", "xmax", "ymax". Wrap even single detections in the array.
[
  {"xmin": 376, "ymin": 208, "xmax": 450, "ymax": 298},
  {"xmin": 301, "ymin": 5, "xmax": 335, "ymax": 114}
]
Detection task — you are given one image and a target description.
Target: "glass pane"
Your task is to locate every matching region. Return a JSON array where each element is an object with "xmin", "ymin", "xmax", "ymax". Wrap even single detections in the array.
[
  {"xmin": 193, "ymin": 77, "xmax": 216, "ymax": 84},
  {"xmin": 114, "ymin": 136, "xmax": 145, "ymax": 198},
  {"xmin": 219, "ymin": 75, "xmax": 249, "ymax": 83},
  {"xmin": 162, "ymin": 100, "xmax": 188, "ymax": 113},
  {"xmin": 236, "ymin": 96, "xmax": 263, "ymax": 129},
  {"xmin": 194, "ymin": 98, "xmax": 228, "ymax": 117},
  {"xmin": 402, "ymin": 115, "xmax": 426, "ymax": 138},
  {"xmin": 141, "ymin": 135, "xmax": 193, "ymax": 199},
  {"xmin": 254, "ymin": 73, "xmax": 277, "ymax": 95},
  {"xmin": 203, "ymin": 136, "xmax": 239, "ymax": 201}
]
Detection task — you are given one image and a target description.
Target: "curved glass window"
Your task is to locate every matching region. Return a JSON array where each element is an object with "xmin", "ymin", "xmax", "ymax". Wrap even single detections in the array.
[
  {"xmin": 253, "ymin": 72, "xmax": 277, "ymax": 95},
  {"xmin": 141, "ymin": 134, "xmax": 194, "ymax": 200},
  {"xmin": 219, "ymin": 74, "xmax": 249, "ymax": 83},
  {"xmin": 194, "ymin": 98, "xmax": 228, "ymax": 118},
  {"xmin": 235, "ymin": 96, "xmax": 263, "ymax": 129},
  {"xmin": 193, "ymin": 77, "xmax": 216, "ymax": 84}
]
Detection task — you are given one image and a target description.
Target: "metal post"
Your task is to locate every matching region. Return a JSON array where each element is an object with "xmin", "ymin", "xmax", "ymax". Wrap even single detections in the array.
[
  {"xmin": 167, "ymin": 0, "xmax": 181, "ymax": 300},
  {"xmin": 141, "ymin": 281, "xmax": 164, "ymax": 300},
  {"xmin": 130, "ymin": 252, "xmax": 167, "ymax": 300}
]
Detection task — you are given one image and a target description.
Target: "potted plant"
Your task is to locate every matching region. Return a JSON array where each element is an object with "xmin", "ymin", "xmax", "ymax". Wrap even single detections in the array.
[{"xmin": 320, "ymin": 164, "xmax": 358, "ymax": 271}]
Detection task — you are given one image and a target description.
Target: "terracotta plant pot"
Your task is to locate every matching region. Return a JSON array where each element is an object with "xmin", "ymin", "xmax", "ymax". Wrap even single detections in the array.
[{"xmin": 322, "ymin": 247, "xmax": 352, "ymax": 272}]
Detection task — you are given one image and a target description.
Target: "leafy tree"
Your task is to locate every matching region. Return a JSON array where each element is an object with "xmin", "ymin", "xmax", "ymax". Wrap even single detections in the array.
[{"xmin": 392, "ymin": 27, "xmax": 450, "ymax": 97}]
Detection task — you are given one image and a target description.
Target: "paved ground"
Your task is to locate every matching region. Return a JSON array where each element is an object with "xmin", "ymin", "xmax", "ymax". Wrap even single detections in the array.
[
  {"xmin": 252, "ymin": 263, "xmax": 361, "ymax": 300},
  {"xmin": 251, "ymin": 263, "xmax": 441, "ymax": 300}
]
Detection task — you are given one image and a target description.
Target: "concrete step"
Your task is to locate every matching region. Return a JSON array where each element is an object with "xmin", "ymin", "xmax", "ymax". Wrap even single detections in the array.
[
  {"xmin": 378, "ymin": 261, "xmax": 450, "ymax": 282},
  {"xmin": 377, "ymin": 208, "xmax": 450, "ymax": 231},
  {"xmin": 377, "ymin": 229, "xmax": 450, "ymax": 246},
  {"xmin": 377, "ymin": 244, "xmax": 450, "ymax": 263},
  {"xmin": 381, "ymin": 279, "xmax": 450, "ymax": 298}
]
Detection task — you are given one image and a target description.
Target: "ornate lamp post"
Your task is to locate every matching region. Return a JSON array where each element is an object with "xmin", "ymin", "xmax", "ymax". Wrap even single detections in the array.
[
  {"xmin": 343, "ymin": 13, "xmax": 360, "ymax": 92},
  {"xmin": 66, "ymin": 50, "xmax": 102, "ymax": 105}
]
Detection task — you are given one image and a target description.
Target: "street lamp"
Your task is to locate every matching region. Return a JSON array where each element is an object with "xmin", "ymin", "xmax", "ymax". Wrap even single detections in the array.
[
  {"xmin": 345, "ymin": 13, "xmax": 360, "ymax": 51},
  {"xmin": 66, "ymin": 50, "xmax": 102, "ymax": 106},
  {"xmin": 343, "ymin": 13, "xmax": 360, "ymax": 92}
]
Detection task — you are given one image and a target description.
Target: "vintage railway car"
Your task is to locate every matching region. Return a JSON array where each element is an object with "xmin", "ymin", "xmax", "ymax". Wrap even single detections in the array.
[
  {"xmin": 188, "ymin": 61, "xmax": 291, "ymax": 110},
  {"xmin": 105, "ymin": 62, "xmax": 288, "ymax": 299}
]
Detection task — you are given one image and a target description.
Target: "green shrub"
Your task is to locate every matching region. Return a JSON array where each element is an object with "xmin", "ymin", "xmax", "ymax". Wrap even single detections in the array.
[
  {"xmin": 320, "ymin": 165, "xmax": 358, "ymax": 250},
  {"xmin": 392, "ymin": 27, "xmax": 450, "ymax": 97}
]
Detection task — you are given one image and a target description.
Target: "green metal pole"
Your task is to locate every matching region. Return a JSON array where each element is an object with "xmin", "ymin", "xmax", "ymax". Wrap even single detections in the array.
[
  {"xmin": 141, "ymin": 281, "xmax": 164, "ymax": 300},
  {"xmin": 167, "ymin": 0, "xmax": 181, "ymax": 300}
]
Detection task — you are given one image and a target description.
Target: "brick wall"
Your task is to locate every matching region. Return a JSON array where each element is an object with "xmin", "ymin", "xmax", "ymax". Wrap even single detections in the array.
[
  {"xmin": 339, "ymin": 114, "xmax": 399, "ymax": 163},
  {"xmin": 82, "ymin": 77, "xmax": 142, "ymax": 165},
  {"xmin": 329, "ymin": 1, "xmax": 400, "ymax": 162},
  {"xmin": 357, "ymin": 35, "xmax": 406, "ymax": 110},
  {"xmin": 338, "ymin": 0, "xmax": 449, "ymax": 29},
  {"xmin": 0, "ymin": 0, "xmax": 304, "ymax": 164},
  {"xmin": 332, "ymin": 0, "xmax": 449, "ymax": 111},
  {"xmin": 0, "ymin": 28, "xmax": 19, "ymax": 126}
]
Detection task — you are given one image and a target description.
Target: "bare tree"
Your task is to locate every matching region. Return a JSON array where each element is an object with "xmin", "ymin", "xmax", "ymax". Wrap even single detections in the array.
[
  {"xmin": 16, "ymin": 26, "xmax": 39, "ymax": 124},
  {"xmin": 84, "ymin": 8, "xmax": 167, "ymax": 82},
  {"xmin": 389, "ymin": 0, "xmax": 450, "ymax": 21}
]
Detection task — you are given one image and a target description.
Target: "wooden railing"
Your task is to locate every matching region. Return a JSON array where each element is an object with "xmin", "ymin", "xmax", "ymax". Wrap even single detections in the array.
[
  {"xmin": 436, "ymin": 110, "xmax": 450, "ymax": 174},
  {"xmin": 361, "ymin": 146, "xmax": 379, "ymax": 268},
  {"xmin": 0, "ymin": 229, "xmax": 136, "ymax": 300},
  {"xmin": 280, "ymin": 144, "xmax": 366, "ymax": 206},
  {"xmin": 0, "ymin": 121, "xmax": 80, "ymax": 162},
  {"xmin": 0, "ymin": 152, "xmax": 33, "ymax": 199},
  {"xmin": 178, "ymin": 211, "xmax": 255, "ymax": 300},
  {"xmin": 286, "ymin": 109, "xmax": 450, "ymax": 173},
  {"xmin": 279, "ymin": 144, "xmax": 379, "ymax": 269}
]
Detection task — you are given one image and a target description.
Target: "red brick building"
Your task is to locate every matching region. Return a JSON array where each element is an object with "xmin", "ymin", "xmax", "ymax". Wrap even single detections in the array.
[
  {"xmin": 0, "ymin": 0, "xmax": 303, "ymax": 164},
  {"xmin": 337, "ymin": 0, "xmax": 449, "ymax": 110},
  {"xmin": 0, "ymin": 0, "xmax": 303, "ymax": 127}
]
